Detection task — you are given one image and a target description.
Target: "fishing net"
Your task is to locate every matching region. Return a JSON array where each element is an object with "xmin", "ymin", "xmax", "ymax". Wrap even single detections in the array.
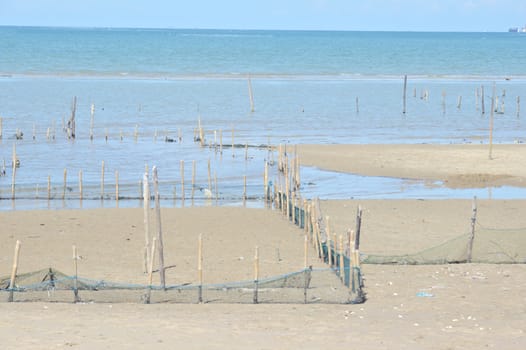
[
  {"xmin": 361, "ymin": 224, "xmax": 526, "ymax": 265},
  {"xmin": 1, "ymin": 266, "xmax": 364, "ymax": 304}
]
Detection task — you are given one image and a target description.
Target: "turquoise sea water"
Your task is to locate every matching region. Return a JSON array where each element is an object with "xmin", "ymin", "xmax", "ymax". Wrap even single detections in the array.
[{"xmin": 1, "ymin": 27, "xmax": 526, "ymax": 209}]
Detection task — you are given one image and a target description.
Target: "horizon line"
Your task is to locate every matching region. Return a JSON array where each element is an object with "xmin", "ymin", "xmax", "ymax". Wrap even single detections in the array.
[{"xmin": 0, "ymin": 24, "xmax": 511, "ymax": 34}]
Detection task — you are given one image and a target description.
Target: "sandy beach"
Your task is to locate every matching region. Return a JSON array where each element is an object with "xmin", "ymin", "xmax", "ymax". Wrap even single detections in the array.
[{"xmin": 1, "ymin": 144, "xmax": 525, "ymax": 349}]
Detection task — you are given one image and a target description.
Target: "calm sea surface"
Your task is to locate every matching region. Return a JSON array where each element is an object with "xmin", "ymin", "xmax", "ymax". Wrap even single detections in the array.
[{"xmin": 1, "ymin": 27, "xmax": 526, "ymax": 209}]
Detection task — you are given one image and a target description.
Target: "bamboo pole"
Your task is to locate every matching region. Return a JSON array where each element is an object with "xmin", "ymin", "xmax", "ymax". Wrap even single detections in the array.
[
  {"xmin": 243, "ymin": 175, "xmax": 247, "ymax": 201},
  {"xmin": 248, "ymin": 75, "xmax": 255, "ymax": 112},
  {"xmin": 339, "ymin": 234, "xmax": 344, "ymax": 280},
  {"xmin": 489, "ymin": 84, "xmax": 495, "ymax": 160},
  {"xmin": 219, "ymin": 129, "xmax": 223, "ymax": 155},
  {"xmin": 304, "ymin": 235, "xmax": 308, "ymax": 269},
  {"xmin": 481, "ymin": 85, "xmax": 485, "ymax": 115},
  {"xmin": 214, "ymin": 172, "xmax": 218, "ymax": 200},
  {"xmin": 11, "ymin": 143, "xmax": 17, "ymax": 200},
  {"xmin": 47, "ymin": 175, "xmax": 51, "ymax": 200},
  {"xmin": 467, "ymin": 197, "xmax": 477, "ymax": 263},
  {"xmin": 207, "ymin": 159, "xmax": 211, "ymax": 193},
  {"xmin": 253, "ymin": 246, "xmax": 259, "ymax": 304},
  {"xmin": 231, "ymin": 127, "xmax": 235, "ymax": 158},
  {"xmin": 62, "ymin": 168, "xmax": 67, "ymax": 200},
  {"xmin": 72, "ymin": 245, "xmax": 80, "ymax": 302},
  {"xmin": 90, "ymin": 103, "xmax": 95, "ymax": 141},
  {"xmin": 355, "ymin": 205, "xmax": 362, "ymax": 251},
  {"xmin": 264, "ymin": 161, "xmax": 268, "ymax": 203},
  {"xmin": 100, "ymin": 160, "xmax": 105, "ymax": 200},
  {"xmin": 198, "ymin": 233, "xmax": 203, "ymax": 303},
  {"xmin": 78, "ymin": 170, "xmax": 83, "ymax": 201},
  {"xmin": 191, "ymin": 160, "xmax": 196, "ymax": 200},
  {"xmin": 115, "ymin": 170, "xmax": 119, "ymax": 206},
  {"xmin": 180, "ymin": 160, "xmax": 185, "ymax": 202},
  {"xmin": 402, "ymin": 75, "xmax": 407, "ymax": 114},
  {"xmin": 8, "ymin": 240, "xmax": 21, "ymax": 302},
  {"xmin": 152, "ymin": 166, "xmax": 166, "ymax": 288},
  {"xmin": 143, "ymin": 172, "xmax": 150, "ymax": 273},
  {"xmin": 245, "ymin": 143, "xmax": 248, "ymax": 161},
  {"xmin": 326, "ymin": 216, "xmax": 332, "ymax": 267},
  {"xmin": 145, "ymin": 237, "xmax": 157, "ymax": 304}
]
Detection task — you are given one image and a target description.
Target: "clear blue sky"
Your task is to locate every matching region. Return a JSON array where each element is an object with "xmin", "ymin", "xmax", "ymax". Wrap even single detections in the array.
[{"xmin": 1, "ymin": 0, "xmax": 525, "ymax": 32}]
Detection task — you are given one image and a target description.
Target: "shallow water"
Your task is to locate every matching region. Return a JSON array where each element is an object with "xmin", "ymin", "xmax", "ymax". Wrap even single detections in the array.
[{"xmin": 1, "ymin": 27, "xmax": 526, "ymax": 210}]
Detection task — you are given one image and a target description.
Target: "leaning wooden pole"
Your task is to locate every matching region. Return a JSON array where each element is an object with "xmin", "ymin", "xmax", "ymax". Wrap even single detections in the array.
[
  {"xmin": 8, "ymin": 240, "xmax": 21, "ymax": 302},
  {"xmin": 467, "ymin": 197, "xmax": 477, "ymax": 263},
  {"xmin": 152, "ymin": 166, "xmax": 166, "ymax": 288}
]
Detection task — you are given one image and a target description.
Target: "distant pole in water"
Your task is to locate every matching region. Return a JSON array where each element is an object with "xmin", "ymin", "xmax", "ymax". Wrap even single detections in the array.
[
  {"xmin": 0, "ymin": 116, "xmax": 3, "ymax": 139},
  {"xmin": 489, "ymin": 84, "xmax": 495, "ymax": 160},
  {"xmin": 248, "ymin": 75, "xmax": 255, "ymax": 112},
  {"xmin": 100, "ymin": 160, "xmax": 105, "ymax": 200},
  {"xmin": 355, "ymin": 97, "xmax": 359, "ymax": 114},
  {"xmin": 402, "ymin": 75, "xmax": 408, "ymax": 114},
  {"xmin": 457, "ymin": 95, "xmax": 462, "ymax": 109},
  {"xmin": 517, "ymin": 96, "xmax": 521, "ymax": 118},
  {"xmin": 481, "ymin": 85, "xmax": 485, "ymax": 115},
  {"xmin": 90, "ymin": 103, "xmax": 95, "ymax": 141}
]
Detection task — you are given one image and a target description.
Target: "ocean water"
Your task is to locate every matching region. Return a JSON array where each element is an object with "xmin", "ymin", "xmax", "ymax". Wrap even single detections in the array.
[{"xmin": 1, "ymin": 27, "xmax": 526, "ymax": 210}]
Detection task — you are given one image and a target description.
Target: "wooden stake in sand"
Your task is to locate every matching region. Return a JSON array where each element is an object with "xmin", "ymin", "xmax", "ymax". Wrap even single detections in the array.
[
  {"xmin": 8, "ymin": 240, "xmax": 21, "ymax": 302},
  {"xmin": 326, "ymin": 216, "xmax": 332, "ymax": 267},
  {"xmin": 72, "ymin": 245, "xmax": 80, "ymax": 303},
  {"xmin": 145, "ymin": 237, "xmax": 157, "ymax": 304},
  {"xmin": 198, "ymin": 234, "xmax": 203, "ymax": 303},
  {"xmin": 253, "ymin": 246, "xmax": 259, "ymax": 304},
  {"xmin": 152, "ymin": 166, "xmax": 166, "ymax": 288},
  {"xmin": 467, "ymin": 197, "xmax": 477, "ymax": 263}
]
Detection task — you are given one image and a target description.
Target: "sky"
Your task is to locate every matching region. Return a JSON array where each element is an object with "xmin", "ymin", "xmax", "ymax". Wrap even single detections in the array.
[{"xmin": 0, "ymin": 0, "xmax": 525, "ymax": 32}]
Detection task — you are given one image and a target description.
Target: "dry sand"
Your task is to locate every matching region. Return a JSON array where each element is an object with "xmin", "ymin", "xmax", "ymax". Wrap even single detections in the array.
[{"xmin": 1, "ymin": 144, "xmax": 526, "ymax": 349}]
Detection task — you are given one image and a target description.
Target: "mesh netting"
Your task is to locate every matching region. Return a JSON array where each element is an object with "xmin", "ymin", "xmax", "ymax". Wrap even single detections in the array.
[
  {"xmin": 362, "ymin": 225, "xmax": 526, "ymax": 265},
  {"xmin": 1, "ymin": 267, "xmax": 364, "ymax": 304}
]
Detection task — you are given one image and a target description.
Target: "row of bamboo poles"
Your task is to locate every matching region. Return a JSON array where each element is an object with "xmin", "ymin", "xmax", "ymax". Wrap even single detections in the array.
[{"xmin": 402, "ymin": 76, "xmax": 521, "ymax": 117}]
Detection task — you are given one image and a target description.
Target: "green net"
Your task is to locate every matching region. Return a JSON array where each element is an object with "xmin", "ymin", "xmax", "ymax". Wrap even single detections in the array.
[
  {"xmin": 1, "ymin": 267, "xmax": 364, "ymax": 304},
  {"xmin": 362, "ymin": 224, "xmax": 526, "ymax": 265}
]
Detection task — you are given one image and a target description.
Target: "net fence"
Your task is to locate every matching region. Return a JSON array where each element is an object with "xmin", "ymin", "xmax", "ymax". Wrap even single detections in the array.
[
  {"xmin": 1, "ymin": 267, "xmax": 364, "ymax": 304},
  {"xmin": 362, "ymin": 224, "xmax": 526, "ymax": 265}
]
